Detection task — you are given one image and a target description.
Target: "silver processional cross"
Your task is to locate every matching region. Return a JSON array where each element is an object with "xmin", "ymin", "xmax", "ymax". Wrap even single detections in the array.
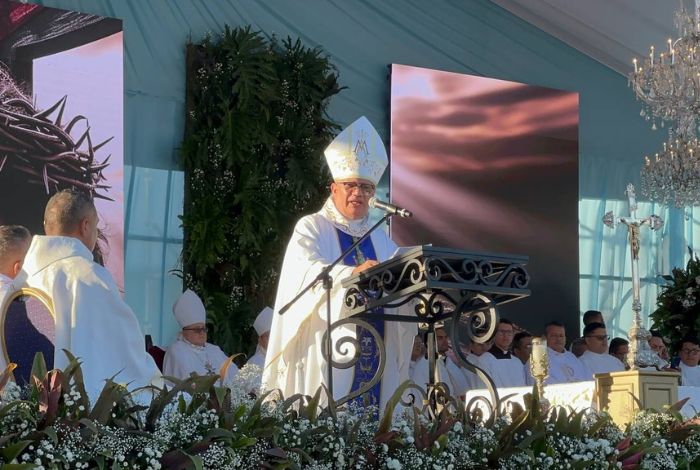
[{"xmin": 603, "ymin": 183, "xmax": 664, "ymax": 369}]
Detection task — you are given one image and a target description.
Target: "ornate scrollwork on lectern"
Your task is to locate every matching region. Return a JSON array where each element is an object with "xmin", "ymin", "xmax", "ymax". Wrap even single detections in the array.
[
  {"xmin": 338, "ymin": 246, "xmax": 531, "ymax": 419},
  {"xmin": 320, "ymin": 317, "xmax": 386, "ymax": 408}
]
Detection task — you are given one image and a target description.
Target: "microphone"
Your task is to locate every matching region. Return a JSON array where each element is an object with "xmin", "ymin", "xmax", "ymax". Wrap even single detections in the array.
[{"xmin": 368, "ymin": 197, "xmax": 413, "ymax": 218}]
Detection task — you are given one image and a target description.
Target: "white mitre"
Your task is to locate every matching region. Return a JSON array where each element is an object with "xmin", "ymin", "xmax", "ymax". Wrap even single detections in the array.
[
  {"xmin": 253, "ymin": 306, "xmax": 273, "ymax": 335},
  {"xmin": 324, "ymin": 116, "xmax": 388, "ymax": 185},
  {"xmin": 173, "ymin": 289, "xmax": 206, "ymax": 328}
]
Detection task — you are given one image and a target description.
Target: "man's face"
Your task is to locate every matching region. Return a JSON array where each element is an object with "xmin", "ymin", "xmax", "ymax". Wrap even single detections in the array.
[
  {"xmin": 649, "ymin": 336, "xmax": 668, "ymax": 359},
  {"xmin": 435, "ymin": 328, "xmax": 449, "ymax": 354},
  {"xmin": 494, "ymin": 322, "xmax": 514, "ymax": 351},
  {"xmin": 411, "ymin": 334, "xmax": 426, "ymax": 361},
  {"xmin": 680, "ymin": 341, "xmax": 700, "ymax": 367},
  {"xmin": 330, "ymin": 178, "xmax": 375, "ymax": 220},
  {"xmin": 79, "ymin": 207, "xmax": 99, "ymax": 252},
  {"xmin": 182, "ymin": 322, "xmax": 207, "ymax": 347},
  {"xmin": 545, "ymin": 325, "xmax": 566, "ymax": 353},
  {"xmin": 611, "ymin": 343, "xmax": 629, "ymax": 363},
  {"xmin": 512, "ymin": 336, "xmax": 532, "ymax": 364},
  {"xmin": 584, "ymin": 327, "xmax": 609, "ymax": 354},
  {"xmin": 471, "ymin": 340, "xmax": 491, "ymax": 356}
]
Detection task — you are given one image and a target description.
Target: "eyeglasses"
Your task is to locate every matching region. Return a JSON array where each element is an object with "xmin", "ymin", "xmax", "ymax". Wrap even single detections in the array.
[
  {"xmin": 681, "ymin": 348, "xmax": 700, "ymax": 355},
  {"xmin": 496, "ymin": 329, "xmax": 514, "ymax": 336},
  {"xmin": 340, "ymin": 182, "xmax": 375, "ymax": 195},
  {"xmin": 183, "ymin": 327, "xmax": 208, "ymax": 334},
  {"xmin": 585, "ymin": 335, "xmax": 609, "ymax": 341}
]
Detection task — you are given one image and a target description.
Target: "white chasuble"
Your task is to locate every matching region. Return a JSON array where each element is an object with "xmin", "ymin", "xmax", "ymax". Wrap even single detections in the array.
[
  {"xmin": 163, "ymin": 338, "xmax": 238, "ymax": 384},
  {"xmin": 680, "ymin": 362, "xmax": 700, "ymax": 387},
  {"xmin": 263, "ymin": 205, "xmax": 415, "ymax": 410},
  {"xmin": 546, "ymin": 348, "xmax": 591, "ymax": 384},
  {"xmin": 579, "ymin": 350, "xmax": 625, "ymax": 378},
  {"xmin": 19, "ymin": 236, "xmax": 162, "ymax": 401}
]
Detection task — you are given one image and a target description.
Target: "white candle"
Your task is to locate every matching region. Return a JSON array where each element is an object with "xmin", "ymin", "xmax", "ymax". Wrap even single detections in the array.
[
  {"xmin": 651, "ymin": 46, "xmax": 655, "ymax": 66},
  {"xmin": 633, "ymin": 58, "xmax": 638, "ymax": 73}
]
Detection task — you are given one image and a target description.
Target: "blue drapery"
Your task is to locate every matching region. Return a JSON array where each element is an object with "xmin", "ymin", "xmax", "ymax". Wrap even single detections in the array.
[{"xmin": 32, "ymin": 0, "xmax": 692, "ymax": 345}]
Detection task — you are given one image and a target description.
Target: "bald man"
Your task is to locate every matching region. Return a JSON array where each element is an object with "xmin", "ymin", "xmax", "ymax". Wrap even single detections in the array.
[{"xmin": 19, "ymin": 190, "xmax": 161, "ymax": 400}]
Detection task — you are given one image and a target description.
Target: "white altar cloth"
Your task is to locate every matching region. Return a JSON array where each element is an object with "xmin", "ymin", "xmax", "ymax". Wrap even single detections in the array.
[{"xmin": 465, "ymin": 383, "xmax": 700, "ymax": 419}]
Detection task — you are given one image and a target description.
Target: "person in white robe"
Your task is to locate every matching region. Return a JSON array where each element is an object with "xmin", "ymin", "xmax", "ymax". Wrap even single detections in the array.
[
  {"xmin": 543, "ymin": 321, "xmax": 591, "ymax": 384},
  {"xmin": 462, "ymin": 340, "xmax": 493, "ymax": 389},
  {"xmin": 481, "ymin": 319, "xmax": 527, "ymax": 388},
  {"xmin": 678, "ymin": 337, "xmax": 700, "ymax": 386},
  {"xmin": 163, "ymin": 289, "xmax": 238, "ymax": 384},
  {"xmin": 408, "ymin": 333, "xmax": 426, "ymax": 382},
  {"xmin": 411, "ymin": 326, "xmax": 471, "ymax": 399},
  {"xmin": 0, "ymin": 225, "xmax": 31, "ymax": 372},
  {"xmin": 649, "ymin": 332, "xmax": 670, "ymax": 368},
  {"xmin": 19, "ymin": 190, "xmax": 161, "ymax": 401},
  {"xmin": 263, "ymin": 116, "xmax": 415, "ymax": 409},
  {"xmin": 246, "ymin": 306, "xmax": 272, "ymax": 368},
  {"xmin": 579, "ymin": 322, "xmax": 624, "ymax": 377}
]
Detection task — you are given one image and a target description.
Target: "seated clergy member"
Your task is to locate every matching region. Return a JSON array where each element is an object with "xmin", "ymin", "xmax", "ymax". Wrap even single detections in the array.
[
  {"xmin": 579, "ymin": 322, "xmax": 624, "ymax": 376},
  {"xmin": 544, "ymin": 321, "xmax": 590, "ymax": 384},
  {"xmin": 412, "ymin": 324, "xmax": 470, "ymax": 398},
  {"xmin": 163, "ymin": 289, "xmax": 239, "ymax": 382},
  {"xmin": 583, "ymin": 310, "xmax": 604, "ymax": 326},
  {"xmin": 512, "ymin": 331, "xmax": 533, "ymax": 365},
  {"xmin": 609, "ymin": 337, "xmax": 630, "ymax": 368},
  {"xmin": 246, "ymin": 306, "xmax": 273, "ymax": 368},
  {"xmin": 481, "ymin": 318, "xmax": 527, "ymax": 388},
  {"xmin": 569, "ymin": 337, "xmax": 587, "ymax": 358},
  {"xmin": 20, "ymin": 190, "xmax": 161, "ymax": 399},
  {"xmin": 0, "ymin": 225, "xmax": 31, "ymax": 372},
  {"xmin": 678, "ymin": 336, "xmax": 700, "ymax": 386},
  {"xmin": 649, "ymin": 331, "xmax": 670, "ymax": 366},
  {"xmin": 408, "ymin": 333, "xmax": 427, "ymax": 382}
]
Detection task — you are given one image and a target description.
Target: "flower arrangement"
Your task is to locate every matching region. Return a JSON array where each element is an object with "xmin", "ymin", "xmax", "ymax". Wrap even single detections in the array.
[
  {"xmin": 2, "ymin": 356, "xmax": 700, "ymax": 469},
  {"xmin": 650, "ymin": 251, "xmax": 700, "ymax": 353}
]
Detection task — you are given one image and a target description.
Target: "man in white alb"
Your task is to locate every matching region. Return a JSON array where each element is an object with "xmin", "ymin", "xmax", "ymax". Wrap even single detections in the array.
[
  {"xmin": 0, "ymin": 225, "xmax": 31, "ymax": 372},
  {"xmin": 480, "ymin": 318, "xmax": 527, "ymax": 388},
  {"xmin": 163, "ymin": 289, "xmax": 238, "ymax": 383},
  {"xmin": 20, "ymin": 190, "xmax": 161, "ymax": 401},
  {"xmin": 543, "ymin": 321, "xmax": 590, "ymax": 384},
  {"xmin": 579, "ymin": 322, "xmax": 624, "ymax": 377},
  {"xmin": 246, "ymin": 306, "xmax": 273, "ymax": 368},
  {"xmin": 678, "ymin": 337, "xmax": 700, "ymax": 386},
  {"xmin": 411, "ymin": 325, "xmax": 471, "ymax": 399},
  {"xmin": 263, "ymin": 117, "xmax": 415, "ymax": 409}
]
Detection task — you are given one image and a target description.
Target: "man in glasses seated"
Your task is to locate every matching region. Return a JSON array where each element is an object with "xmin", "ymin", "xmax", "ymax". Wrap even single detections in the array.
[
  {"xmin": 677, "ymin": 336, "xmax": 700, "ymax": 386},
  {"xmin": 163, "ymin": 289, "xmax": 238, "ymax": 384},
  {"xmin": 579, "ymin": 322, "xmax": 624, "ymax": 377}
]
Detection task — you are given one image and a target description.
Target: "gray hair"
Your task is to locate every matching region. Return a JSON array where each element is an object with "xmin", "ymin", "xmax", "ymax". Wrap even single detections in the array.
[
  {"xmin": 0, "ymin": 225, "xmax": 31, "ymax": 259},
  {"xmin": 43, "ymin": 189, "xmax": 95, "ymax": 235}
]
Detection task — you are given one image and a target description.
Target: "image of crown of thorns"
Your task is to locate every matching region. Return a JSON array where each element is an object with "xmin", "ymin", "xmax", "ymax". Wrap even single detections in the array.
[{"xmin": 0, "ymin": 66, "xmax": 113, "ymax": 200}]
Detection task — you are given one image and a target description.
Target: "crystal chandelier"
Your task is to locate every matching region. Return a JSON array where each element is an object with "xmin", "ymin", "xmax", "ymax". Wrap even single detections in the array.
[
  {"xmin": 630, "ymin": 1, "xmax": 700, "ymax": 207},
  {"xmin": 640, "ymin": 134, "xmax": 700, "ymax": 207}
]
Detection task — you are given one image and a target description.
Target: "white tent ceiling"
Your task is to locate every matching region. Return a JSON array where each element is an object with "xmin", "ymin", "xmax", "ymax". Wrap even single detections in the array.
[{"xmin": 490, "ymin": 0, "xmax": 695, "ymax": 76}]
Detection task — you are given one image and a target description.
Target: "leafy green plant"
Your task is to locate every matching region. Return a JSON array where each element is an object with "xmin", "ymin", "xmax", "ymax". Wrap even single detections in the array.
[
  {"xmin": 650, "ymin": 250, "xmax": 700, "ymax": 353},
  {"xmin": 181, "ymin": 26, "xmax": 343, "ymax": 356}
]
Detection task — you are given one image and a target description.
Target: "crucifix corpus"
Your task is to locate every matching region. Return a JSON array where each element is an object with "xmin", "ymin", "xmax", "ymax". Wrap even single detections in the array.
[{"xmin": 603, "ymin": 183, "xmax": 664, "ymax": 369}]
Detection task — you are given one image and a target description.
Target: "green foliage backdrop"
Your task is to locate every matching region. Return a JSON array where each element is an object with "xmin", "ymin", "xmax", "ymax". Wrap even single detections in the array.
[{"xmin": 181, "ymin": 27, "xmax": 342, "ymax": 356}]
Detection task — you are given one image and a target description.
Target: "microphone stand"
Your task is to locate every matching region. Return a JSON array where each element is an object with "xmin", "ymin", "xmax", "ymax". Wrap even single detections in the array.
[{"xmin": 278, "ymin": 213, "xmax": 392, "ymax": 401}]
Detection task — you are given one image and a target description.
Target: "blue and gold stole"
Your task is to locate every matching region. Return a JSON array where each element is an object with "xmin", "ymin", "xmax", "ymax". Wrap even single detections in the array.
[{"xmin": 335, "ymin": 228, "xmax": 383, "ymax": 407}]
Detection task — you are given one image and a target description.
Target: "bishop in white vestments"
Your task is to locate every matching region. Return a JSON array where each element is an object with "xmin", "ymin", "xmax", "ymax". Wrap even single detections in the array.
[
  {"xmin": 579, "ymin": 322, "xmax": 624, "ymax": 377},
  {"xmin": 263, "ymin": 116, "xmax": 415, "ymax": 409},
  {"xmin": 19, "ymin": 191, "xmax": 161, "ymax": 401},
  {"xmin": 246, "ymin": 306, "xmax": 273, "ymax": 368},
  {"xmin": 163, "ymin": 289, "xmax": 238, "ymax": 383},
  {"xmin": 0, "ymin": 225, "xmax": 32, "ymax": 373}
]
